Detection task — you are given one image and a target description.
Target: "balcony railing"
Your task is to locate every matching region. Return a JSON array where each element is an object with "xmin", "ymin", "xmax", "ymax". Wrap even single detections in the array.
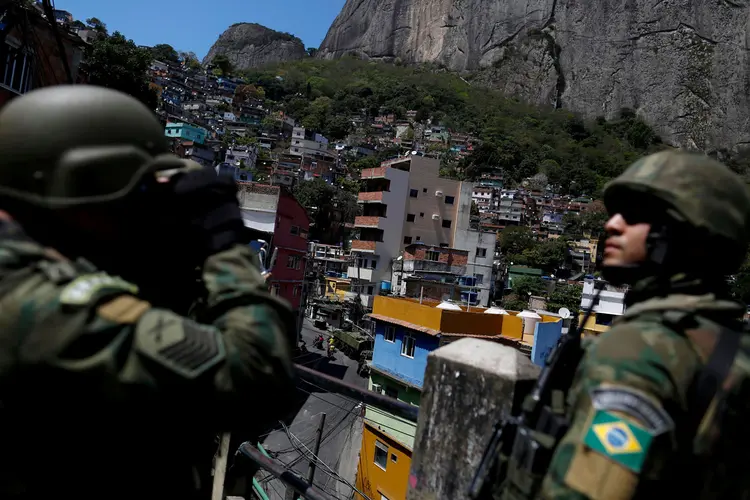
[{"xmin": 402, "ymin": 260, "xmax": 466, "ymax": 275}]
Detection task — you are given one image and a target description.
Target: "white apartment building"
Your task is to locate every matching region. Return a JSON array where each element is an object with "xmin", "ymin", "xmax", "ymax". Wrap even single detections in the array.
[
  {"xmin": 349, "ymin": 155, "xmax": 486, "ymax": 307},
  {"xmin": 290, "ymin": 126, "xmax": 335, "ymax": 162},
  {"xmin": 472, "ymin": 186, "xmax": 495, "ymax": 213},
  {"xmin": 579, "ymin": 279, "xmax": 627, "ymax": 334}
]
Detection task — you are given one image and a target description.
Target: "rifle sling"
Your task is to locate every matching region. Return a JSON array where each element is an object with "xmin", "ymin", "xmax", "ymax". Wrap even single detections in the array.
[{"xmin": 689, "ymin": 324, "xmax": 742, "ymax": 433}]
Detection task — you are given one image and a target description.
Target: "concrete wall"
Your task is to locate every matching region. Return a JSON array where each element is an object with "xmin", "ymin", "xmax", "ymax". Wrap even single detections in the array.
[
  {"xmin": 407, "ymin": 339, "xmax": 540, "ymax": 500},
  {"xmin": 372, "ymin": 322, "xmax": 440, "ymax": 388}
]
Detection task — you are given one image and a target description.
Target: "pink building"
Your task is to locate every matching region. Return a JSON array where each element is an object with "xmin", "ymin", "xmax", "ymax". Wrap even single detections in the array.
[{"xmin": 237, "ymin": 183, "xmax": 310, "ymax": 312}]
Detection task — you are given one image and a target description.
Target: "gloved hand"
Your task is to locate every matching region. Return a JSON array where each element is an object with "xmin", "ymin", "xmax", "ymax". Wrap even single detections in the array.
[{"xmin": 171, "ymin": 167, "xmax": 247, "ymax": 261}]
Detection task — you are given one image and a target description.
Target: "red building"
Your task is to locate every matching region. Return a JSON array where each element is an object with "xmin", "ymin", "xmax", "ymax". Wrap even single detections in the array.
[
  {"xmin": 0, "ymin": 3, "xmax": 87, "ymax": 108},
  {"xmin": 237, "ymin": 183, "xmax": 311, "ymax": 313},
  {"xmin": 268, "ymin": 189, "xmax": 311, "ymax": 311}
]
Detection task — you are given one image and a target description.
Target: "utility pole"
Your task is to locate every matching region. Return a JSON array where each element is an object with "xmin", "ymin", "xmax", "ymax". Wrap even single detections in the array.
[
  {"xmin": 297, "ymin": 245, "xmax": 313, "ymax": 345},
  {"xmin": 290, "ymin": 412, "xmax": 327, "ymax": 500}
]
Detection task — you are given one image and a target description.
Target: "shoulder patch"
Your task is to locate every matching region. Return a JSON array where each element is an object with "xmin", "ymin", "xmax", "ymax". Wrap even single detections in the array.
[
  {"xmin": 59, "ymin": 273, "xmax": 139, "ymax": 306},
  {"xmin": 97, "ymin": 295, "xmax": 151, "ymax": 324},
  {"xmin": 135, "ymin": 311, "xmax": 225, "ymax": 379},
  {"xmin": 590, "ymin": 385, "xmax": 674, "ymax": 435},
  {"xmin": 583, "ymin": 410, "xmax": 653, "ymax": 473}
]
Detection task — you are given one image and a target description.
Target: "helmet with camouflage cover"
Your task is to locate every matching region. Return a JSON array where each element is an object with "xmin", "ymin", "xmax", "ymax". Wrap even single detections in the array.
[
  {"xmin": 602, "ymin": 149, "xmax": 750, "ymax": 274},
  {"xmin": 0, "ymin": 84, "xmax": 192, "ymax": 208}
]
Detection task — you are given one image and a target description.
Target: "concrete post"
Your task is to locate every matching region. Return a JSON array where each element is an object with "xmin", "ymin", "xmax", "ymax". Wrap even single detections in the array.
[{"xmin": 407, "ymin": 338, "xmax": 541, "ymax": 500}]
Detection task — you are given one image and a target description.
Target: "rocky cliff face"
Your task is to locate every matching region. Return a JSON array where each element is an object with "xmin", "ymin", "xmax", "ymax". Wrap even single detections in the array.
[
  {"xmin": 203, "ymin": 23, "xmax": 306, "ymax": 71},
  {"xmin": 318, "ymin": 0, "xmax": 750, "ymax": 152}
]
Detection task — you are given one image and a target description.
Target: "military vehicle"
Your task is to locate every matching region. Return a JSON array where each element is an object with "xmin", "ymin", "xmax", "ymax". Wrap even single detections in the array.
[{"xmin": 329, "ymin": 328, "xmax": 373, "ymax": 360}]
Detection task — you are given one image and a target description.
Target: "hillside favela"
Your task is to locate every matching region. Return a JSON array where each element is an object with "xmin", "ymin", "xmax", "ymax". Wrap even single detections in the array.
[{"xmin": 3, "ymin": 1, "xmax": 750, "ymax": 499}]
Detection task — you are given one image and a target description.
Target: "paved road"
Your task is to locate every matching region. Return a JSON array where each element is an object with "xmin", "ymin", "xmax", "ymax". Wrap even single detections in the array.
[{"xmin": 258, "ymin": 319, "xmax": 368, "ymax": 500}]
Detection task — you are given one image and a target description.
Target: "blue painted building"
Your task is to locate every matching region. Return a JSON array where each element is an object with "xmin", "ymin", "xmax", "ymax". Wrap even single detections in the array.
[
  {"xmin": 371, "ymin": 319, "xmax": 440, "ymax": 389},
  {"xmin": 165, "ymin": 122, "xmax": 208, "ymax": 144}
]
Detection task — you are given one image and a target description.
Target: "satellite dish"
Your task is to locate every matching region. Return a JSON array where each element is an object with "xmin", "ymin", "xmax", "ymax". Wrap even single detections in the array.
[{"xmin": 558, "ymin": 307, "xmax": 571, "ymax": 319}]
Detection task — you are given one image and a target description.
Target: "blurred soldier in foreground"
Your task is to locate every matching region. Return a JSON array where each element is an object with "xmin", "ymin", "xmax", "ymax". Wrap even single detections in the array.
[
  {"xmin": 0, "ymin": 86, "xmax": 296, "ymax": 499},
  {"xmin": 540, "ymin": 151, "xmax": 750, "ymax": 498}
]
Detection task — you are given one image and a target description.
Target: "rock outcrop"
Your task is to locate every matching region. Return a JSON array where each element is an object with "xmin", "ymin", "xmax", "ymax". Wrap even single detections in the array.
[
  {"xmin": 203, "ymin": 23, "xmax": 306, "ymax": 71},
  {"xmin": 318, "ymin": 0, "xmax": 750, "ymax": 152}
]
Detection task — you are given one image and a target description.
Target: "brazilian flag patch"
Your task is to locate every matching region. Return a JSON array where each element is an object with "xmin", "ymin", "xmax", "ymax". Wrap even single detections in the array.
[{"xmin": 583, "ymin": 410, "xmax": 652, "ymax": 473}]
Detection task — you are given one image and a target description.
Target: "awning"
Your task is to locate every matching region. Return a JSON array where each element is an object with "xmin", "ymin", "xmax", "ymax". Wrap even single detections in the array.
[{"xmin": 241, "ymin": 209, "xmax": 275, "ymax": 234}]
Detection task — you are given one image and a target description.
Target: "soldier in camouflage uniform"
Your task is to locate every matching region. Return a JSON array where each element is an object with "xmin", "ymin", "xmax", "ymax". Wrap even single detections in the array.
[
  {"xmin": 0, "ymin": 86, "xmax": 296, "ymax": 499},
  {"xmin": 540, "ymin": 150, "xmax": 750, "ymax": 498}
]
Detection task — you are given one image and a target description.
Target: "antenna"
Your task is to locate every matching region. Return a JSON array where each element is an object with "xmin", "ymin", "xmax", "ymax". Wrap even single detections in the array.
[{"xmin": 558, "ymin": 307, "xmax": 571, "ymax": 319}]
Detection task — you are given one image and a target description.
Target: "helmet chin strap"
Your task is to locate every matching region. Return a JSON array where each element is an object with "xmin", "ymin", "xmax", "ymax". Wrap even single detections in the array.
[{"xmin": 601, "ymin": 224, "xmax": 671, "ymax": 286}]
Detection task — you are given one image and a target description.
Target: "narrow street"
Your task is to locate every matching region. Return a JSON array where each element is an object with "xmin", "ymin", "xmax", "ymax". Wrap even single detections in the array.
[{"xmin": 257, "ymin": 318, "xmax": 368, "ymax": 500}]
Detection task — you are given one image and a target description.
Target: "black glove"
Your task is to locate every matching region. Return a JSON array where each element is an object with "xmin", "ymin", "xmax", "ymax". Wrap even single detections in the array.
[{"xmin": 171, "ymin": 167, "xmax": 247, "ymax": 261}]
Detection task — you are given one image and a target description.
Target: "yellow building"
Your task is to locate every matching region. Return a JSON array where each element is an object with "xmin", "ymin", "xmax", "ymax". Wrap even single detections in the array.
[
  {"xmin": 324, "ymin": 277, "xmax": 350, "ymax": 300},
  {"xmin": 355, "ymin": 423, "xmax": 412, "ymax": 500}
]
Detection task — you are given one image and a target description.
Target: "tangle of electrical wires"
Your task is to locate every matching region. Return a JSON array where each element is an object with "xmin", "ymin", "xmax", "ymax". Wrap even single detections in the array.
[
  {"xmin": 238, "ymin": 443, "xmax": 336, "ymax": 500},
  {"xmin": 281, "ymin": 422, "xmax": 373, "ymax": 500},
  {"xmin": 295, "ymin": 363, "xmax": 419, "ymax": 421}
]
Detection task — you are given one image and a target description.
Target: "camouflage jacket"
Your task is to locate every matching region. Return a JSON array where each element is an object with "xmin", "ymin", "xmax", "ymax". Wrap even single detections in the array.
[
  {"xmin": 0, "ymin": 221, "xmax": 296, "ymax": 499},
  {"xmin": 540, "ymin": 291, "xmax": 750, "ymax": 499}
]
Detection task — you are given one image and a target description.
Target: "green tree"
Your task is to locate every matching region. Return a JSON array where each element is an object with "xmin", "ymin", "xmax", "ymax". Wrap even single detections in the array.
[
  {"xmin": 85, "ymin": 31, "xmax": 157, "ymax": 110},
  {"xmin": 349, "ymin": 156, "xmax": 379, "ymax": 171},
  {"xmin": 503, "ymin": 275, "xmax": 547, "ymax": 311},
  {"xmin": 212, "ymin": 55, "xmax": 234, "ymax": 76},
  {"xmin": 524, "ymin": 239, "xmax": 568, "ymax": 274},
  {"xmin": 240, "ymin": 58, "xmax": 671, "ymax": 190},
  {"xmin": 307, "ymin": 47, "xmax": 319, "ymax": 58},
  {"xmin": 580, "ymin": 200, "xmax": 609, "ymax": 237},
  {"xmin": 336, "ymin": 176, "xmax": 360, "ymax": 196},
  {"xmin": 150, "ymin": 43, "xmax": 179, "ymax": 63},
  {"xmin": 294, "ymin": 178, "xmax": 359, "ymax": 243},
  {"xmin": 179, "ymin": 51, "xmax": 202, "ymax": 70},
  {"xmin": 85, "ymin": 17, "xmax": 108, "ymax": 35},
  {"xmin": 499, "ymin": 226, "xmax": 538, "ymax": 260},
  {"xmin": 547, "ymin": 283, "xmax": 583, "ymax": 313}
]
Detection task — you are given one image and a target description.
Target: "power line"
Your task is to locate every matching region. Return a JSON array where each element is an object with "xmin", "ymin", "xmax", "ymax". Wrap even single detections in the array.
[
  {"xmin": 296, "ymin": 386, "xmax": 414, "ymax": 438},
  {"xmin": 283, "ymin": 422, "xmax": 372, "ymax": 500},
  {"xmin": 259, "ymin": 404, "xmax": 355, "ymax": 482}
]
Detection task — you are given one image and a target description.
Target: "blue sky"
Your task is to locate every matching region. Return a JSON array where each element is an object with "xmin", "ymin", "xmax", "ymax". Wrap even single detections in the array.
[{"xmin": 57, "ymin": 0, "xmax": 346, "ymax": 60}]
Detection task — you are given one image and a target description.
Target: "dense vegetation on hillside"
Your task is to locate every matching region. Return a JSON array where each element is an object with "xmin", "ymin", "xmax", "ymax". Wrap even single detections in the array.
[{"xmin": 244, "ymin": 57, "xmax": 667, "ymax": 196}]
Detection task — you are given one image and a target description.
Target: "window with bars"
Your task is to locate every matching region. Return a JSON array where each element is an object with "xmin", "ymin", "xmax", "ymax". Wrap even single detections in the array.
[{"xmin": 0, "ymin": 41, "xmax": 34, "ymax": 94}]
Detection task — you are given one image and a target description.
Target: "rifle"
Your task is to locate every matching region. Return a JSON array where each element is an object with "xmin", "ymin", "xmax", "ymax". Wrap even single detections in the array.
[{"xmin": 468, "ymin": 281, "xmax": 605, "ymax": 500}]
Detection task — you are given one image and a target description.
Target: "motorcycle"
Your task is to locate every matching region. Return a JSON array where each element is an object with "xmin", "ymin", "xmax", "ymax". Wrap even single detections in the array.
[{"xmin": 313, "ymin": 335, "xmax": 324, "ymax": 350}]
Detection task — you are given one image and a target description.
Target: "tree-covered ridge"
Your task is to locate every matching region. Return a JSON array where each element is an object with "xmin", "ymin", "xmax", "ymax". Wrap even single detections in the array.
[{"xmin": 244, "ymin": 57, "xmax": 666, "ymax": 196}]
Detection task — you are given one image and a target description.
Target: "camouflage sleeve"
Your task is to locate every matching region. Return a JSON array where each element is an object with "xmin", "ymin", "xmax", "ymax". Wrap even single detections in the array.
[
  {"xmin": 540, "ymin": 321, "xmax": 700, "ymax": 500},
  {"xmin": 4, "ymin": 244, "xmax": 296, "ymax": 429}
]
